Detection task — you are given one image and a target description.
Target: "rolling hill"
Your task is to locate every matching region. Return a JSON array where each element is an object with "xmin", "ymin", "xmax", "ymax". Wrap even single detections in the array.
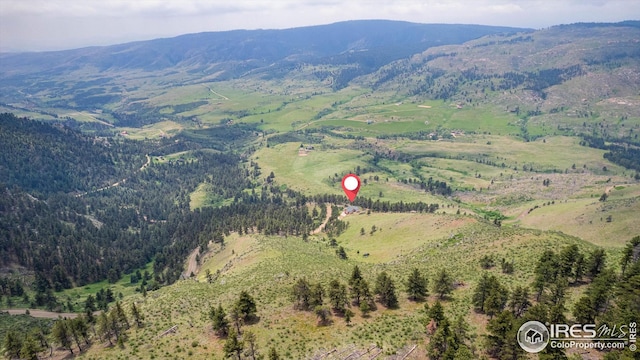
[
  {"xmin": 0, "ymin": 21, "xmax": 525, "ymax": 74},
  {"xmin": 0, "ymin": 20, "xmax": 639, "ymax": 360}
]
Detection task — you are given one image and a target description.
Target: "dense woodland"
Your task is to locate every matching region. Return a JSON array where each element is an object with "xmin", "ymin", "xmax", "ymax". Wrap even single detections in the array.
[{"xmin": 0, "ymin": 113, "xmax": 445, "ymax": 312}]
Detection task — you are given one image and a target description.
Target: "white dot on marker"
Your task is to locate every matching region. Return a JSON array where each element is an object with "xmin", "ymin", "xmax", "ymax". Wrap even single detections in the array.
[{"xmin": 344, "ymin": 176, "xmax": 358, "ymax": 191}]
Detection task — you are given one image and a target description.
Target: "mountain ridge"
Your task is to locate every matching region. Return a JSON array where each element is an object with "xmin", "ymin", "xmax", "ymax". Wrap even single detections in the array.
[{"xmin": 0, "ymin": 20, "xmax": 528, "ymax": 75}]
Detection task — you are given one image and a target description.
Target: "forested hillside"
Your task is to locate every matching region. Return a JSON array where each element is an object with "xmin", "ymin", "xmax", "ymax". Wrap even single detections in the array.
[
  {"xmin": 1, "ymin": 20, "xmax": 639, "ymax": 360},
  {"xmin": 0, "ymin": 114, "xmax": 442, "ymax": 307},
  {"xmin": 0, "ymin": 114, "xmax": 253, "ymax": 294},
  {"xmin": 0, "ymin": 114, "xmax": 147, "ymax": 195}
]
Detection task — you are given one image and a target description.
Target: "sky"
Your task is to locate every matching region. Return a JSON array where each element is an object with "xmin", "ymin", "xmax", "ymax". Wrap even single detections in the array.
[{"xmin": 1, "ymin": 0, "xmax": 638, "ymax": 52}]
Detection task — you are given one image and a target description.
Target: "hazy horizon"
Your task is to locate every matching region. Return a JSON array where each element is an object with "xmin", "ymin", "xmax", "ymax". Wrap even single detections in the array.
[{"xmin": 1, "ymin": 0, "xmax": 638, "ymax": 52}]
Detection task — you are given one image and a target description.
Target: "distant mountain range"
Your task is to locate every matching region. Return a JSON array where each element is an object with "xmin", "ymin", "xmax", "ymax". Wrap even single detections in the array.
[
  {"xmin": 1, "ymin": 20, "xmax": 639, "ymax": 133},
  {"xmin": 0, "ymin": 20, "xmax": 527, "ymax": 76}
]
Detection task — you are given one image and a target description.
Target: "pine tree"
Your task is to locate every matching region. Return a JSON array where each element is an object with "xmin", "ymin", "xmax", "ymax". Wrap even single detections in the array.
[
  {"xmin": 428, "ymin": 300, "xmax": 445, "ymax": 325},
  {"xmin": 427, "ymin": 320, "xmax": 452, "ymax": 359},
  {"xmin": 19, "ymin": 335, "xmax": 41, "ymax": 360},
  {"xmin": 72, "ymin": 316, "xmax": 90, "ymax": 347},
  {"xmin": 559, "ymin": 244, "xmax": 580, "ymax": 279},
  {"xmin": 85, "ymin": 294, "xmax": 97, "ymax": 312},
  {"xmin": 620, "ymin": 236, "xmax": 640, "ymax": 276},
  {"xmin": 97, "ymin": 311, "xmax": 113, "ymax": 345},
  {"xmin": 451, "ymin": 314, "xmax": 470, "ymax": 347},
  {"xmin": 486, "ymin": 310, "xmax": 522, "ymax": 359},
  {"xmin": 547, "ymin": 276, "xmax": 568, "ymax": 306},
  {"xmin": 309, "ymin": 282, "xmax": 324, "ymax": 308},
  {"xmin": 585, "ymin": 269, "xmax": 616, "ymax": 316},
  {"xmin": 533, "ymin": 250, "xmax": 560, "ymax": 301},
  {"xmin": 52, "ymin": 319, "xmax": 74, "ymax": 354},
  {"xmin": 114, "ymin": 301, "xmax": 129, "ymax": 329},
  {"xmin": 484, "ymin": 284, "xmax": 509, "ymax": 318},
  {"xmin": 472, "ymin": 272, "xmax": 491, "ymax": 313},
  {"xmin": 223, "ymin": 329, "xmax": 244, "ymax": 360},
  {"xmin": 587, "ymin": 248, "xmax": 607, "ymax": 279},
  {"xmin": 433, "ymin": 269, "xmax": 454, "ymax": 299},
  {"xmin": 349, "ymin": 272, "xmax": 371, "ymax": 306},
  {"xmin": 508, "ymin": 285, "xmax": 531, "ymax": 317},
  {"xmin": 328, "ymin": 279, "xmax": 348, "ymax": 313},
  {"xmin": 292, "ymin": 278, "xmax": 311, "ymax": 310},
  {"xmin": 3, "ymin": 330, "xmax": 22, "ymax": 359},
  {"xmin": 374, "ymin": 271, "xmax": 398, "ymax": 308},
  {"xmin": 229, "ymin": 304, "xmax": 244, "ymax": 334},
  {"xmin": 210, "ymin": 304, "xmax": 229, "ymax": 337},
  {"xmin": 108, "ymin": 311, "xmax": 122, "ymax": 343},
  {"xmin": 574, "ymin": 252, "xmax": 585, "ymax": 283},
  {"xmin": 314, "ymin": 305, "xmax": 332, "ymax": 325},
  {"xmin": 344, "ymin": 309, "xmax": 354, "ymax": 326},
  {"xmin": 236, "ymin": 291, "xmax": 257, "ymax": 321},
  {"xmin": 243, "ymin": 330, "xmax": 258, "ymax": 360},
  {"xmin": 131, "ymin": 302, "xmax": 144, "ymax": 327},
  {"xmin": 359, "ymin": 300, "xmax": 371, "ymax": 317},
  {"xmin": 68, "ymin": 318, "xmax": 84, "ymax": 352},
  {"xmin": 349, "ymin": 265, "xmax": 363, "ymax": 287},
  {"xmin": 405, "ymin": 268, "xmax": 428, "ymax": 301},
  {"xmin": 572, "ymin": 296, "xmax": 596, "ymax": 324}
]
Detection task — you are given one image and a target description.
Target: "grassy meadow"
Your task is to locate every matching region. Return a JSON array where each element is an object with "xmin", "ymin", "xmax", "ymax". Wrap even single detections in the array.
[{"xmin": 77, "ymin": 211, "xmax": 622, "ymax": 359}]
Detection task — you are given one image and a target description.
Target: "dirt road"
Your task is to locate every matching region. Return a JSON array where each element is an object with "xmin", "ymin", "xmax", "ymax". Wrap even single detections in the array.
[
  {"xmin": 4, "ymin": 309, "xmax": 80, "ymax": 319},
  {"xmin": 183, "ymin": 247, "xmax": 201, "ymax": 278},
  {"xmin": 312, "ymin": 204, "xmax": 332, "ymax": 235},
  {"xmin": 140, "ymin": 154, "xmax": 151, "ymax": 171}
]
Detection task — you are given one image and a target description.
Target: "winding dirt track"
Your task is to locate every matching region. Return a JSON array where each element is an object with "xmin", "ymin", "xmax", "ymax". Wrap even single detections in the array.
[
  {"xmin": 3, "ymin": 309, "xmax": 81, "ymax": 319},
  {"xmin": 312, "ymin": 203, "xmax": 332, "ymax": 235},
  {"xmin": 183, "ymin": 247, "xmax": 201, "ymax": 278}
]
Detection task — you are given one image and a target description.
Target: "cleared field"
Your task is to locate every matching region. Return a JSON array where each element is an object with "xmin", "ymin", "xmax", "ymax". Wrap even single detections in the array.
[
  {"xmin": 120, "ymin": 120, "xmax": 184, "ymax": 139},
  {"xmin": 254, "ymin": 142, "xmax": 372, "ymax": 196},
  {"xmin": 512, "ymin": 184, "xmax": 640, "ymax": 247},
  {"xmin": 254, "ymin": 141, "xmax": 457, "ymax": 204},
  {"xmin": 189, "ymin": 182, "xmax": 218, "ymax": 210},
  {"xmin": 196, "ymin": 233, "xmax": 269, "ymax": 281},
  {"xmin": 335, "ymin": 212, "xmax": 477, "ymax": 263},
  {"xmin": 395, "ymin": 135, "xmax": 624, "ymax": 174}
]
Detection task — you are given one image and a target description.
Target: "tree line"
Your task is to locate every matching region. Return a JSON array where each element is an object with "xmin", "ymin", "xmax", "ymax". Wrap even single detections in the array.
[{"xmin": 472, "ymin": 237, "xmax": 640, "ymax": 360}]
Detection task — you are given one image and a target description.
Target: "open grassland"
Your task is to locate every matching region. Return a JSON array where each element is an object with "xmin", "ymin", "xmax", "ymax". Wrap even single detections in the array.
[
  {"xmin": 327, "ymin": 99, "xmax": 519, "ymax": 136},
  {"xmin": 78, "ymin": 211, "xmax": 621, "ymax": 359},
  {"xmin": 511, "ymin": 184, "xmax": 640, "ymax": 248},
  {"xmin": 120, "ymin": 120, "xmax": 184, "ymax": 140},
  {"xmin": 254, "ymin": 142, "xmax": 372, "ymax": 196},
  {"xmin": 394, "ymin": 135, "xmax": 625, "ymax": 174},
  {"xmin": 189, "ymin": 182, "xmax": 220, "ymax": 210},
  {"xmin": 253, "ymin": 141, "xmax": 456, "ymax": 205},
  {"xmin": 75, "ymin": 208, "xmax": 619, "ymax": 359},
  {"xmin": 334, "ymin": 212, "xmax": 477, "ymax": 263},
  {"xmin": 196, "ymin": 233, "xmax": 270, "ymax": 280}
]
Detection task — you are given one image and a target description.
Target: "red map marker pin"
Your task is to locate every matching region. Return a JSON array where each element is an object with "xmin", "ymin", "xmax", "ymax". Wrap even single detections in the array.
[{"xmin": 341, "ymin": 174, "xmax": 361, "ymax": 202}]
